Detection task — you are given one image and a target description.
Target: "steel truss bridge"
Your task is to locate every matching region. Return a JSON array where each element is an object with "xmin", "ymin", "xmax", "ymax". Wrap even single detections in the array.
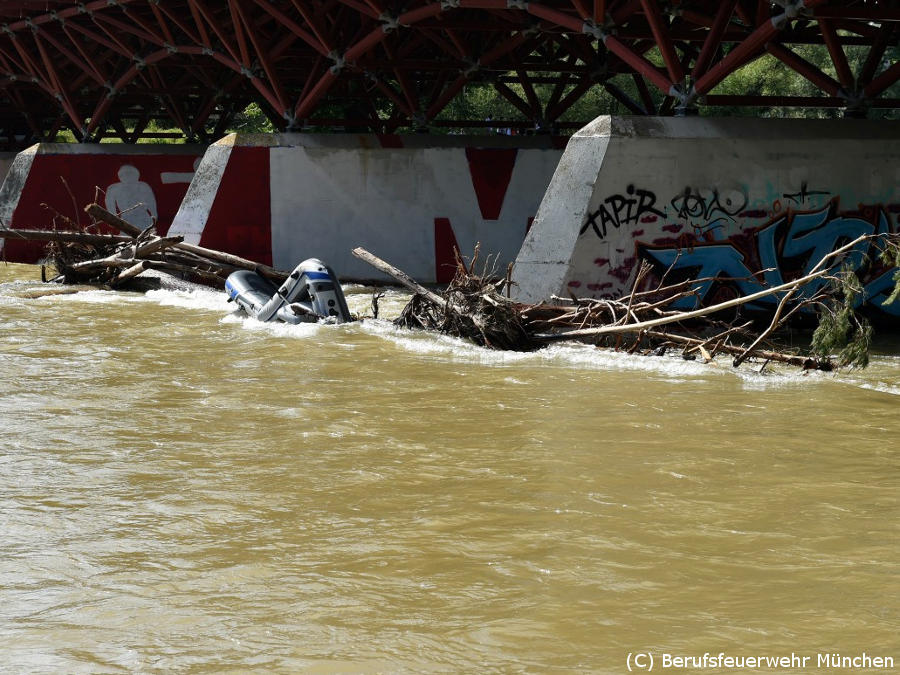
[{"xmin": 0, "ymin": 0, "xmax": 897, "ymax": 145}]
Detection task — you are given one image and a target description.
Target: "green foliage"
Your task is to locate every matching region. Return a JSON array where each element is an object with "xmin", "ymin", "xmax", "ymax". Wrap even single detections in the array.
[
  {"xmin": 51, "ymin": 129, "xmax": 78, "ymax": 143},
  {"xmin": 436, "ymin": 83, "xmax": 525, "ymax": 126},
  {"xmin": 559, "ymin": 78, "xmax": 638, "ymax": 121},
  {"xmin": 839, "ymin": 321, "xmax": 873, "ymax": 370},
  {"xmin": 879, "ymin": 238, "xmax": 900, "ymax": 307},
  {"xmin": 885, "ymin": 278, "xmax": 900, "ymax": 307},
  {"xmin": 427, "ymin": 40, "xmax": 899, "ymax": 132},
  {"xmin": 810, "ymin": 266, "xmax": 873, "ymax": 369},
  {"xmin": 232, "ymin": 103, "xmax": 276, "ymax": 133},
  {"xmin": 45, "ymin": 37, "xmax": 900, "ymax": 142},
  {"xmin": 811, "ymin": 306, "xmax": 873, "ymax": 369},
  {"xmin": 708, "ymin": 43, "xmax": 898, "ymax": 119},
  {"xmin": 433, "ymin": 77, "xmax": 651, "ymax": 133}
]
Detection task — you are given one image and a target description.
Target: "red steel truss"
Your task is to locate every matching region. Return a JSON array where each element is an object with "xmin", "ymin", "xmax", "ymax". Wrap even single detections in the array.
[{"xmin": 0, "ymin": 0, "xmax": 896, "ymax": 144}]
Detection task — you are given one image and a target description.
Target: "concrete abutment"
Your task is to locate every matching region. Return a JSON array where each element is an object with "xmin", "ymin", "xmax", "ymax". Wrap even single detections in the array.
[
  {"xmin": 512, "ymin": 116, "xmax": 900, "ymax": 318},
  {"xmin": 167, "ymin": 133, "xmax": 565, "ymax": 282},
  {"xmin": 1, "ymin": 118, "xmax": 897, "ymax": 317},
  {"xmin": 0, "ymin": 143, "xmax": 204, "ymax": 263}
]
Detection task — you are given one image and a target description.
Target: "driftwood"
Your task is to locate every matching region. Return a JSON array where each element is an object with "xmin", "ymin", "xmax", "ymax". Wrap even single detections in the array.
[
  {"xmin": 112, "ymin": 260, "xmax": 150, "ymax": 287},
  {"xmin": 533, "ymin": 234, "xmax": 870, "ymax": 345},
  {"xmin": 643, "ymin": 330, "xmax": 828, "ymax": 371},
  {"xmin": 83, "ymin": 203, "xmax": 143, "ymax": 237},
  {"xmin": 6, "ymin": 192, "xmax": 892, "ymax": 372},
  {"xmin": 352, "ymin": 236, "xmax": 894, "ymax": 371},
  {"xmin": 68, "ymin": 234, "xmax": 184, "ymax": 271},
  {"xmin": 352, "ymin": 246, "xmax": 444, "ymax": 306},
  {"xmin": 0, "ymin": 228, "xmax": 133, "ymax": 246},
  {"xmin": 353, "ymin": 247, "xmax": 535, "ymax": 351},
  {"xmin": 85, "ymin": 203, "xmax": 289, "ymax": 284},
  {"xmin": 531, "ymin": 267, "xmax": 830, "ymax": 341},
  {"xmin": 0, "ymin": 202, "xmax": 291, "ymax": 289}
]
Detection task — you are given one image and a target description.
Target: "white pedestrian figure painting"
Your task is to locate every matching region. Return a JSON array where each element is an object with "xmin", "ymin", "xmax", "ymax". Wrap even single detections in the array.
[{"xmin": 105, "ymin": 164, "xmax": 158, "ymax": 229}]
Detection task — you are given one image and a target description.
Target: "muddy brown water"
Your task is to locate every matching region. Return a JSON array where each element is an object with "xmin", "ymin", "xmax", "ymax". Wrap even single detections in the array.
[{"xmin": 1, "ymin": 263, "xmax": 898, "ymax": 673}]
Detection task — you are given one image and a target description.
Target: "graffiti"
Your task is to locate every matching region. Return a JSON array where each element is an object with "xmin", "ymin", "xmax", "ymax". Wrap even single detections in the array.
[
  {"xmin": 782, "ymin": 181, "xmax": 830, "ymax": 206},
  {"xmin": 575, "ymin": 178, "xmax": 899, "ymax": 316},
  {"xmin": 641, "ymin": 245, "xmax": 764, "ymax": 306},
  {"xmin": 161, "ymin": 156, "xmax": 201, "ymax": 185},
  {"xmin": 670, "ymin": 186, "xmax": 748, "ymax": 238},
  {"xmin": 639, "ymin": 200, "xmax": 900, "ymax": 316},
  {"xmin": 755, "ymin": 201, "xmax": 887, "ymax": 300},
  {"xmin": 609, "ymin": 258, "xmax": 636, "ymax": 283},
  {"xmin": 583, "ymin": 185, "xmax": 752, "ymax": 240},
  {"xmin": 581, "ymin": 185, "xmax": 664, "ymax": 239}
]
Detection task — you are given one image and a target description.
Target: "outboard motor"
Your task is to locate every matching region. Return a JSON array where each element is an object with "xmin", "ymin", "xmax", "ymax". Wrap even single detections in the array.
[
  {"xmin": 279, "ymin": 258, "xmax": 352, "ymax": 323},
  {"xmin": 225, "ymin": 258, "xmax": 352, "ymax": 324}
]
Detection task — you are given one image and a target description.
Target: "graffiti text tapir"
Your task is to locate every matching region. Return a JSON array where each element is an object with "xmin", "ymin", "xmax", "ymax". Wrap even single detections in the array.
[
  {"xmin": 639, "ymin": 200, "xmax": 899, "ymax": 315},
  {"xmin": 580, "ymin": 184, "xmax": 664, "ymax": 239},
  {"xmin": 583, "ymin": 185, "xmax": 754, "ymax": 240}
]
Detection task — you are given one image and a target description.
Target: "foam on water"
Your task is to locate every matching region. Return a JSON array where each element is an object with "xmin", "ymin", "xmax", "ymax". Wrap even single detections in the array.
[
  {"xmin": 48, "ymin": 288, "xmax": 145, "ymax": 304},
  {"xmin": 352, "ymin": 312, "xmax": 830, "ymax": 387},
  {"xmin": 219, "ymin": 311, "xmax": 326, "ymax": 339},
  {"xmin": 3, "ymin": 275, "xmax": 897, "ymax": 394},
  {"xmin": 857, "ymin": 382, "xmax": 900, "ymax": 396},
  {"xmin": 144, "ymin": 287, "xmax": 232, "ymax": 312}
]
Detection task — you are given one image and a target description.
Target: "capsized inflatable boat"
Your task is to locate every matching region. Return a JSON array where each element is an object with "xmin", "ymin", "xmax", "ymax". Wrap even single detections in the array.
[{"xmin": 225, "ymin": 258, "xmax": 352, "ymax": 324}]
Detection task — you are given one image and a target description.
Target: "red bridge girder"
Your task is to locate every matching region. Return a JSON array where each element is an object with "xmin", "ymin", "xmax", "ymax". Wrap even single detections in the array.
[{"xmin": 0, "ymin": 0, "xmax": 896, "ymax": 144}]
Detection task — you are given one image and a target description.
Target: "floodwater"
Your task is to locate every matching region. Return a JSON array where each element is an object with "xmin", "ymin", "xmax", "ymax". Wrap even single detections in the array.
[{"xmin": 1, "ymin": 262, "xmax": 898, "ymax": 673}]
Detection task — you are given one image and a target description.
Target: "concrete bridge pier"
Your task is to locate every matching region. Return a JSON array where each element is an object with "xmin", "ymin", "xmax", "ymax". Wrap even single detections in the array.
[
  {"xmin": 512, "ymin": 116, "xmax": 900, "ymax": 318},
  {"xmin": 167, "ymin": 133, "xmax": 565, "ymax": 283}
]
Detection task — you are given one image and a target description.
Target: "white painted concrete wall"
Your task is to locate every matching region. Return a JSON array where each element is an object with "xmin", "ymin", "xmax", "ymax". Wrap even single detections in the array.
[
  {"xmin": 513, "ymin": 116, "xmax": 900, "ymax": 315},
  {"xmin": 170, "ymin": 133, "xmax": 564, "ymax": 282},
  {"xmin": 0, "ymin": 152, "xmax": 17, "ymax": 191},
  {"xmin": 269, "ymin": 142, "xmax": 561, "ymax": 279}
]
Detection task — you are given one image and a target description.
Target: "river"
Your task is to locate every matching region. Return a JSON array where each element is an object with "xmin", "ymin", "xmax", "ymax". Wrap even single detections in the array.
[{"xmin": 1, "ymin": 263, "xmax": 898, "ymax": 673}]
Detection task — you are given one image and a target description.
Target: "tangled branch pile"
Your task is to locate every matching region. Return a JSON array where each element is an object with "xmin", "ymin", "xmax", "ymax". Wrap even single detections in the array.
[
  {"xmin": 395, "ymin": 250, "xmax": 536, "ymax": 351},
  {"xmin": 355, "ymin": 234, "xmax": 899, "ymax": 372},
  {"xmin": 0, "ymin": 203, "xmax": 289, "ymax": 290}
]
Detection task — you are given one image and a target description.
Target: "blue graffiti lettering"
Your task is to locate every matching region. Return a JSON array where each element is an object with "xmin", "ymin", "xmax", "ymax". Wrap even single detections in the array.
[
  {"xmin": 757, "ymin": 204, "xmax": 878, "ymax": 300},
  {"xmin": 639, "ymin": 201, "xmax": 896, "ymax": 315},
  {"xmin": 642, "ymin": 245, "xmax": 765, "ymax": 309},
  {"xmin": 862, "ymin": 269, "xmax": 900, "ymax": 317}
]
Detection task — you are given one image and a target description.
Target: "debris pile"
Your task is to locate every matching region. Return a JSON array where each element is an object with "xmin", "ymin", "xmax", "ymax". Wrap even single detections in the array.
[
  {"xmin": 2, "ymin": 197, "xmax": 894, "ymax": 373},
  {"xmin": 0, "ymin": 203, "xmax": 289, "ymax": 290},
  {"xmin": 354, "ymin": 233, "xmax": 897, "ymax": 372}
]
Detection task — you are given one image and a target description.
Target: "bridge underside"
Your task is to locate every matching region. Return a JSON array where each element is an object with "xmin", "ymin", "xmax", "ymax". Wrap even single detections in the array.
[{"xmin": 0, "ymin": 1, "xmax": 897, "ymax": 145}]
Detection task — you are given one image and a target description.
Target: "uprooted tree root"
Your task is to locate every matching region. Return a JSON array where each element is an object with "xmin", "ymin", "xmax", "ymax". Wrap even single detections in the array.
[
  {"xmin": 354, "ymin": 235, "xmax": 899, "ymax": 372},
  {"xmin": 395, "ymin": 252, "xmax": 536, "ymax": 351}
]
